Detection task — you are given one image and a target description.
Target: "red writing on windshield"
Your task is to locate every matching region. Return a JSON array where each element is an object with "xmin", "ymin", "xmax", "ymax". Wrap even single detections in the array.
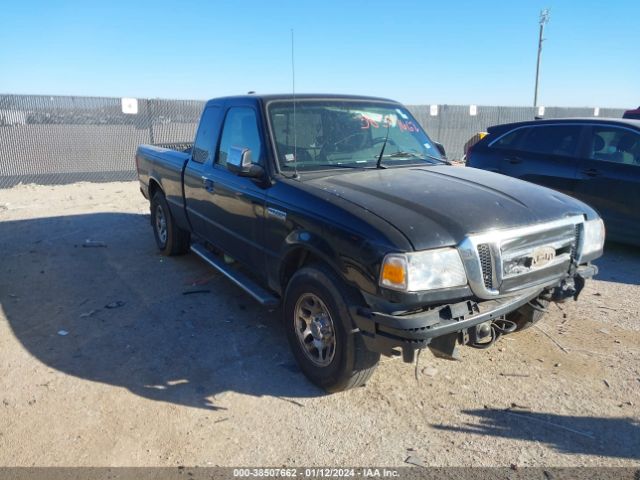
[{"xmin": 398, "ymin": 120, "xmax": 419, "ymax": 132}]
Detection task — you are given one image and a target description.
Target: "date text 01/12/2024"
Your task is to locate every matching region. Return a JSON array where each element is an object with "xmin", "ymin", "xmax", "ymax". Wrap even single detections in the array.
[{"xmin": 232, "ymin": 468, "xmax": 399, "ymax": 477}]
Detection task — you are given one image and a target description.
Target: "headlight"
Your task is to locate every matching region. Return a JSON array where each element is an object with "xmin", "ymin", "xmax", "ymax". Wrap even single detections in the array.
[
  {"xmin": 580, "ymin": 218, "xmax": 605, "ymax": 259},
  {"xmin": 380, "ymin": 248, "xmax": 468, "ymax": 292}
]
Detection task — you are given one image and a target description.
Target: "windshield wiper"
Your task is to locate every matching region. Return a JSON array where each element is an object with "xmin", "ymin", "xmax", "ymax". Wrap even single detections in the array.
[
  {"xmin": 375, "ymin": 122, "xmax": 391, "ymax": 169},
  {"xmin": 384, "ymin": 151, "xmax": 448, "ymax": 165},
  {"xmin": 305, "ymin": 163, "xmax": 370, "ymax": 169}
]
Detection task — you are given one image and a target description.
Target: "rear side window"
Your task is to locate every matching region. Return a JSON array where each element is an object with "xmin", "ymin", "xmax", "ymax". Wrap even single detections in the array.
[
  {"xmin": 491, "ymin": 128, "xmax": 526, "ymax": 149},
  {"xmin": 192, "ymin": 106, "xmax": 222, "ymax": 164},
  {"xmin": 520, "ymin": 125, "xmax": 581, "ymax": 156},
  {"xmin": 588, "ymin": 126, "xmax": 640, "ymax": 165},
  {"xmin": 217, "ymin": 107, "xmax": 263, "ymax": 168}
]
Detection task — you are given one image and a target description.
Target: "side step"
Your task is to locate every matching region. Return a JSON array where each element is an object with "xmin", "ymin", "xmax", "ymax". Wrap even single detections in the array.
[{"xmin": 190, "ymin": 243, "xmax": 279, "ymax": 307}]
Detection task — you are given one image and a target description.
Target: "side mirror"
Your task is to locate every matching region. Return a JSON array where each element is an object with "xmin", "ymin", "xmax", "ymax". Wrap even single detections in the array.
[
  {"xmin": 434, "ymin": 142, "xmax": 447, "ymax": 159},
  {"xmin": 227, "ymin": 146, "xmax": 264, "ymax": 178}
]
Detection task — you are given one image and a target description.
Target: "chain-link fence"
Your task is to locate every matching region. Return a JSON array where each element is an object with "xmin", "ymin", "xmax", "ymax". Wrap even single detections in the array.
[
  {"xmin": 408, "ymin": 104, "xmax": 626, "ymax": 161},
  {"xmin": 0, "ymin": 95, "xmax": 204, "ymax": 188},
  {"xmin": 0, "ymin": 94, "xmax": 626, "ymax": 188}
]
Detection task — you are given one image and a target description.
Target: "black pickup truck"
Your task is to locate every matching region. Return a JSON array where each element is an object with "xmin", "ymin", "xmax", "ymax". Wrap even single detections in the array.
[{"xmin": 136, "ymin": 94, "xmax": 604, "ymax": 392}]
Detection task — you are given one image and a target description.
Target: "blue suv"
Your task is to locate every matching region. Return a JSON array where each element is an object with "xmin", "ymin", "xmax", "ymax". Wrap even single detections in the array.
[{"xmin": 467, "ymin": 118, "xmax": 640, "ymax": 246}]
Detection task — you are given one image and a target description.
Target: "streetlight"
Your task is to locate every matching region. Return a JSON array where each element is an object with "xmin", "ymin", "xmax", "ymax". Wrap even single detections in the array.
[{"xmin": 533, "ymin": 8, "xmax": 550, "ymax": 108}]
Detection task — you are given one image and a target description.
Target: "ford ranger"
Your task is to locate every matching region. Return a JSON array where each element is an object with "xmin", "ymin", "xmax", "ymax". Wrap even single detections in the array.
[{"xmin": 135, "ymin": 94, "xmax": 604, "ymax": 392}]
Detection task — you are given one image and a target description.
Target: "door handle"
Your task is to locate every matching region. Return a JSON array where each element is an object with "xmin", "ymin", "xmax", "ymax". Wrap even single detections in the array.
[
  {"xmin": 582, "ymin": 168, "xmax": 600, "ymax": 177},
  {"xmin": 202, "ymin": 178, "xmax": 215, "ymax": 193},
  {"xmin": 505, "ymin": 156, "xmax": 522, "ymax": 164}
]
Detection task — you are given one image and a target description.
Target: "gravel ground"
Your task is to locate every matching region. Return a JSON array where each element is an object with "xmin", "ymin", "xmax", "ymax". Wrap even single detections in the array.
[{"xmin": 0, "ymin": 181, "xmax": 638, "ymax": 467}]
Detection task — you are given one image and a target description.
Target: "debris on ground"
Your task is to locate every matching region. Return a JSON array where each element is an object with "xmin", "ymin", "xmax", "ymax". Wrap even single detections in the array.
[
  {"xmin": 82, "ymin": 240, "xmax": 107, "ymax": 248},
  {"xmin": 105, "ymin": 301, "xmax": 125, "ymax": 309},
  {"xmin": 534, "ymin": 325, "xmax": 569, "ymax": 353},
  {"xmin": 503, "ymin": 409, "xmax": 596, "ymax": 439},
  {"xmin": 421, "ymin": 366, "xmax": 438, "ymax": 377},
  {"xmin": 79, "ymin": 309, "xmax": 98, "ymax": 318},
  {"xmin": 182, "ymin": 289, "xmax": 211, "ymax": 295},
  {"xmin": 57, "ymin": 330, "xmax": 69, "ymax": 336},
  {"xmin": 603, "ymin": 379, "xmax": 610, "ymax": 388},
  {"xmin": 185, "ymin": 274, "xmax": 216, "ymax": 287},
  {"xmin": 404, "ymin": 455, "xmax": 425, "ymax": 468}
]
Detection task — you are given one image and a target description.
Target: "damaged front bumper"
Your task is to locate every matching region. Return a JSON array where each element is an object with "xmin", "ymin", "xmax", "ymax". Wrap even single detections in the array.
[{"xmin": 351, "ymin": 264, "xmax": 597, "ymax": 361}]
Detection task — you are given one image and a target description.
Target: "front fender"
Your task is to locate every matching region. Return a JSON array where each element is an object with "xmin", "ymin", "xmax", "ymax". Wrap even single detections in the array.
[
  {"xmin": 280, "ymin": 229, "xmax": 345, "ymax": 278},
  {"xmin": 277, "ymin": 229, "xmax": 381, "ymax": 297}
]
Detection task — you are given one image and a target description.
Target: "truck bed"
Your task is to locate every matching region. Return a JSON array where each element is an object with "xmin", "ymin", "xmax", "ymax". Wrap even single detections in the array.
[{"xmin": 135, "ymin": 143, "xmax": 191, "ymax": 228}]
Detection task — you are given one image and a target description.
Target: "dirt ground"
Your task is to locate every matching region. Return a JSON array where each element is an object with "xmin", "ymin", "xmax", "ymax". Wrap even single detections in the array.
[{"xmin": 0, "ymin": 181, "xmax": 638, "ymax": 467}]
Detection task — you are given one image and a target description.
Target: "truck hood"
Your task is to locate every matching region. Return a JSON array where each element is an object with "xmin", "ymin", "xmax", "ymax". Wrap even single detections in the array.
[{"xmin": 305, "ymin": 165, "xmax": 593, "ymax": 250}]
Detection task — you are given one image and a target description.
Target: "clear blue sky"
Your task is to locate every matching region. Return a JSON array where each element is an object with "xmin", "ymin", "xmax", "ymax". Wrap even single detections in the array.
[{"xmin": 1, "ymin": 0, "xmax": 638, "ymax": 107}]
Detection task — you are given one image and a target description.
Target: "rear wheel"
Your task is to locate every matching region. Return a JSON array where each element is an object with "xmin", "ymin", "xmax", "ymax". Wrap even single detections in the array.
[
  {"xmin": 151, "ymin": 192, "xmax": 190, "ymax": 256},
  {"xmin": 284, "ymin": 264, "xmax": 380, "ymax": 392},
  {"xmin": 507, "ymin": 297, "xmax": 549, "ymax": 331}
]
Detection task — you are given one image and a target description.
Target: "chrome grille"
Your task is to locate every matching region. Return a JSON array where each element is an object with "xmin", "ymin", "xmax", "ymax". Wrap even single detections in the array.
[
  {"xmin": 458, "ymin": 216, "xmax": 585, "ymax": 299},
  {"xmin": 477, "ymin": 243, "xmax": 493, "ymax": 290},
  {"xmin": 570, "ymin": 224, "xmax": 581, "ymax": 260},
  {"xmin": 500, "ymin": 223, "xmax": 577, "ymax": 279}
]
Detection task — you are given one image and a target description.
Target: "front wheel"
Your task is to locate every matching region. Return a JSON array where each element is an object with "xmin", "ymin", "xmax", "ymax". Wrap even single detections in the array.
[{"xmin": 284, "ymin": 264, "xmax": 380, "ymax": 392}]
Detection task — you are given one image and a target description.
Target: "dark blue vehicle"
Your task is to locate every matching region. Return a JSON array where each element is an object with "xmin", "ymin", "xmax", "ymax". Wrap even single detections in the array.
[
  {"xmin": 136, "ymin": 95, "xmax": 603, "ymax": 391},
  {"xmin": 467, "ymin": 118, "xmax": 640, "ymax": 246}
]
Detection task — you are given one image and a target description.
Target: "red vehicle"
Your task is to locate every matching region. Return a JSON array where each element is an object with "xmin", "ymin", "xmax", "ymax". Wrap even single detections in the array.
[{"xmin": 623, "ymin": 107, "xmax": 640, "ymax": 120}]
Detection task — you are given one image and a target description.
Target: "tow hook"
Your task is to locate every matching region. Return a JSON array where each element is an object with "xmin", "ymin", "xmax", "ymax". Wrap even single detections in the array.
[
  {"xmin": 468, "ymin": 317, "xmax": 517, "ymax": 349},
  {"xmin": 552, "ymin": 277, "xmax": 578, "ymax": 302}
]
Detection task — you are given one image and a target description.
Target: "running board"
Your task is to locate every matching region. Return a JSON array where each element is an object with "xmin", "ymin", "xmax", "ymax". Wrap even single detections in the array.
[{"xmin": 190, "ymin": 243, "xmax": 279, "ymax": 307}]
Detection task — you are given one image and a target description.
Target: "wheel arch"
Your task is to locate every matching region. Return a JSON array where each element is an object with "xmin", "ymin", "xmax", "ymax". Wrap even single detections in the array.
[
  {"xmin": 279, "ymin": 231, "xmax": 346, "ymax": 293},
  {"xmin": 148, "ymin": 177, "xmax": 163, "ymax": 200}
]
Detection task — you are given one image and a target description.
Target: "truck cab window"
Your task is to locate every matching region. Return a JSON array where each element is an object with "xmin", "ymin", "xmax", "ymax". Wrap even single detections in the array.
[
  {"xmin": 217, "ymin": 107, "xmax": 263, "ymax": 168},
  {"xmin": 192, "ymin": 106, "xmax": 221, "ymax": 164}
]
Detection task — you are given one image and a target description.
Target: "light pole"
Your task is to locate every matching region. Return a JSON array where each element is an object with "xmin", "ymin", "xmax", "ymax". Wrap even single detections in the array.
[{"xmin": 533, "ymin": 8, "xmax": 550, "ymax": 108}]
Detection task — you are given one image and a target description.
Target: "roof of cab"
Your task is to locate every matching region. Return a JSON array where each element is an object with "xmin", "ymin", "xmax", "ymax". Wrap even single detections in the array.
[{"xmin": 204, "ymin": 93, "xmax": 401, "ymax": 108}]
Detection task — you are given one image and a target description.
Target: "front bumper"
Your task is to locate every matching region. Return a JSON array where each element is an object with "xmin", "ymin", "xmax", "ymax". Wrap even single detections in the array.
[{"xmin": 350, "ymin": 264, "xmax": 597, "ymax": 359}]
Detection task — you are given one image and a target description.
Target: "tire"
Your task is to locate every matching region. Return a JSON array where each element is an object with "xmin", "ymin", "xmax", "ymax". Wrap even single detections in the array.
[
  {"xmin": 507, "ymin": 297, "xmax": 549, "ymax": 331},
  {"xmin": 284, "ymin": 264, "xmax": 380, "ymax": 392},
  {"xmin": 150, "ymin": 192, "xmax": 190, "ymax": 256}
]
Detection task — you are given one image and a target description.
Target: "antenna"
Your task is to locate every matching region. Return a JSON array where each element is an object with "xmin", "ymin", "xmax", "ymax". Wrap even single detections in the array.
[{"xmin": 291, "ymin": 28, "xmax": 299, "ymax": 179}]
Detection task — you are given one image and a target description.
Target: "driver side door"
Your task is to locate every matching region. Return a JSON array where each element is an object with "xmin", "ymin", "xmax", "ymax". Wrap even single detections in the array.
[{"xmin": 202, "ymin": 106, "xmax": 269, "ymax": 268}]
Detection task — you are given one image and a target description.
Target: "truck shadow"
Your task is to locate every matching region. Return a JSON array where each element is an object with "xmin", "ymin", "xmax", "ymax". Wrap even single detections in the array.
[
  {"xmin": 594, "ymin": 241, "xmax": 640, "ymax": 286},
  {"xmin": 0, "ymin": 212, "xmax": 322, "ymax": 411},
  {"xmin": 2, "ymin": 213, "xmax": 639, "ymax": 412},
  {"xmin": 433, "ymin": 409, "xmax": 640, "ymax": 460}
]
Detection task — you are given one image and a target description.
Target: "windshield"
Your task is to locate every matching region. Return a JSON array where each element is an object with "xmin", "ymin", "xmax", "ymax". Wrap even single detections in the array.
[{"xmin": 267, "ymin": 100, "xmax": 444, "ymax": 172}]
